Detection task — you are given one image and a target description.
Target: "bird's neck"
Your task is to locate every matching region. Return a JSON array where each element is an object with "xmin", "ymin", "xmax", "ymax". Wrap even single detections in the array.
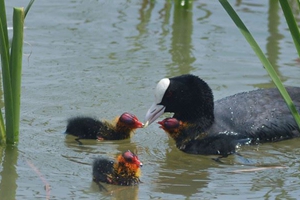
[
  {"xmin": 112, "ymin": 162, "xmax": 140, "ymax": 185},
  {"xmin": 173, "ymin": 109, "xmax": 214, "ymax": 132},
  {"xmin": 115, "ymin": 122, "xmax": 134, "ymax": 139}
]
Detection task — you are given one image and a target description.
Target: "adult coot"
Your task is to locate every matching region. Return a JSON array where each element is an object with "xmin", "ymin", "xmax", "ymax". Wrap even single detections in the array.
[{"xmin": 145, "ymin": 74, "xmax": 300, "ymax": 155}]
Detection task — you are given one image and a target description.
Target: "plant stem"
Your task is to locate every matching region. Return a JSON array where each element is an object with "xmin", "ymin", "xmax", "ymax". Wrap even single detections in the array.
[
  {"xmin": 0, "ymin": 0, "xmax": 8, "ymax": 144},
  {"xmin": 279, "ymin": 0, "xmax": 300, "ymax": 57},
  {"xmin": 8, "ymin": 8, "xmax": 24, "ymax": 144},
  {"xmin": 0, "ymin": 0, "xmax": 9, "ymax": 51},
  {"xmin": 0, "ymin": 19, "xmax": 13, "ymax": 144}
]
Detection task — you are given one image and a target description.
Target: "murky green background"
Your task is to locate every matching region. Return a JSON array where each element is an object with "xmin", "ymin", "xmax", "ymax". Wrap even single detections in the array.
[{"xmin": 1, "ymin": 0, "xmax": 300, "ymax": 199}]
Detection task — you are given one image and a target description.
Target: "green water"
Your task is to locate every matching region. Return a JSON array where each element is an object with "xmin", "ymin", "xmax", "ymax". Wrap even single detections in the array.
[{"xmin": 1, "ymin": 0, "xmax": 300, "ymax": 199}]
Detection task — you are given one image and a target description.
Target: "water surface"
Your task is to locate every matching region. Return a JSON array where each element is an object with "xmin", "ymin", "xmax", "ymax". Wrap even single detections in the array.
[{"xmin": 1, "ymin": 0, "xmax": 300, "ymax": 199}]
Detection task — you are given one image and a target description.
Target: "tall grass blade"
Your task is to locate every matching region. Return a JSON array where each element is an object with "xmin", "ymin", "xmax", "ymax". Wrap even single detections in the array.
[
  {"xmin": 8, "ymin": 8, "xmax": 24, "ymax": 144},
  {"xmin": 0, "ymin": 19, "xmax": 14, "ymax": 144},
  {"xmin": 0, "ymin": 20, "xmax": 9, "ymax": 144},
  {"xmin": 0, "ymin": 0, "xmax": 9, "ymax": 52},
  {"xmin": 219, "ymin": 0, "xmax": 300, "ymax": 129},
  {"xmin": 25, "ymin": 0, "xmax": 35, "ymax": 19},
  {"xmin": 279, "ymin": 0, "xmax": 300, "ymax": 57}
]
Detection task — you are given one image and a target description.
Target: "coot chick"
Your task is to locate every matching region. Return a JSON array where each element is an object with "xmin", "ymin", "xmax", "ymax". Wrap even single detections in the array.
[
  {"xmin": 92, "ymin": 150, "xmax": 142, "ymax": 189},
  {"xmin": 158, "ymin": 118, "xmax": 252, "ymax": 156},
  {"xmin": 66, "ymin": 112, "xmax": 143, "ymax": 144},
  {"xmin": 145, "ymin": 74, "xmax": 300, "ymax": 154}
]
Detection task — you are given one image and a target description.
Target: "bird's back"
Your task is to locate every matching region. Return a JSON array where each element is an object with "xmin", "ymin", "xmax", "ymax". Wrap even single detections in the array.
[
  {"xmin": 210, "ymin": 87, "xmax": 300, "ymax": 142},
  {"xmin": 92, "ymin": 158, "xmax": 114, "ymax": 184},
  {"xmin": 66, "ymin": 117, "xmax": 104, "ymax": 139}
]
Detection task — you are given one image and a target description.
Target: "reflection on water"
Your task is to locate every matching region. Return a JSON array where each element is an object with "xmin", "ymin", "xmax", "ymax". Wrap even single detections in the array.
[
  {"xmin": 1, "ymin": 0, "xmax": 300, "ymax": 199},
  {"xmin": 167, "ymin": 0, "xmax": 196, "ymax": 75},
  {"xmin": 90, "ymin": 182, "xmax": 140, "ymax": 200},
  {"xmin": 156, "ymin": 143, "xmax": 211, "ymax": 197},
  {"xmin": 0, "ymin": 145, "xmax": 18, "ymax": 200},
  {"xmin": 254, "ymin": 0, "xmax": 284, "ymax": 88}
]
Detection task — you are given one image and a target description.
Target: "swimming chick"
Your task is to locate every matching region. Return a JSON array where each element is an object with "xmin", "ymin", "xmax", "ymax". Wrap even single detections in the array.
[
  {"xmin": 158, "ymin": 117, "xmax": 252, "ymax": 156},
  {"xmin": 92, "ymin": 150, "xmax": 142, "ymax": 189},
  {"xmin": 66, "ymin": 112, "xmax": 143, "ymax": 144}
]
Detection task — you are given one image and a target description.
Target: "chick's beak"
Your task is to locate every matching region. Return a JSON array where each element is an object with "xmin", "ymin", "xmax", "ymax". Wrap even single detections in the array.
[
  {"xmin": 133, "ymin": 117, "xmax": 144, "ymax": 128},
  {"xmin": 157, "ymin": 120, "xmax": 164, "ymax": 129}
]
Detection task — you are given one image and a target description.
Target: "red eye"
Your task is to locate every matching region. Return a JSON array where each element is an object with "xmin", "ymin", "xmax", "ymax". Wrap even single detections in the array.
[{"xmin": 166, "ymin": 91, "xmax": 173, "ymax": 98}]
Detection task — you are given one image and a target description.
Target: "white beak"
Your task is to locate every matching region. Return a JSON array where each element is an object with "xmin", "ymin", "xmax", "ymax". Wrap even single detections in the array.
[{"xmin": 144, "ymin": 102, "xmax": 165, "ymax": 127}]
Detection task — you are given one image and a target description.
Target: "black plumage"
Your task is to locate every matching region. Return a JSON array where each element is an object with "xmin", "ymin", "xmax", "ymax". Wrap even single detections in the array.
[
  {"xmin": 159, "ymin": 118, "xmax": 252, "ymax": 156},
  {"xmin": 146, "ymin": 74, "xmax": 300, "ymax": 155},
  {"xmin": 65, "ymin": 112, "xmax": 143, "ymax": 144}
]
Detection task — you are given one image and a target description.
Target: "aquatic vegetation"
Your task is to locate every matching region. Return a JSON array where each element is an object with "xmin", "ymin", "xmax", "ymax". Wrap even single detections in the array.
[{"xmin": 0, "ymin": 0, "xmax": 35, "ymax": 144}]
